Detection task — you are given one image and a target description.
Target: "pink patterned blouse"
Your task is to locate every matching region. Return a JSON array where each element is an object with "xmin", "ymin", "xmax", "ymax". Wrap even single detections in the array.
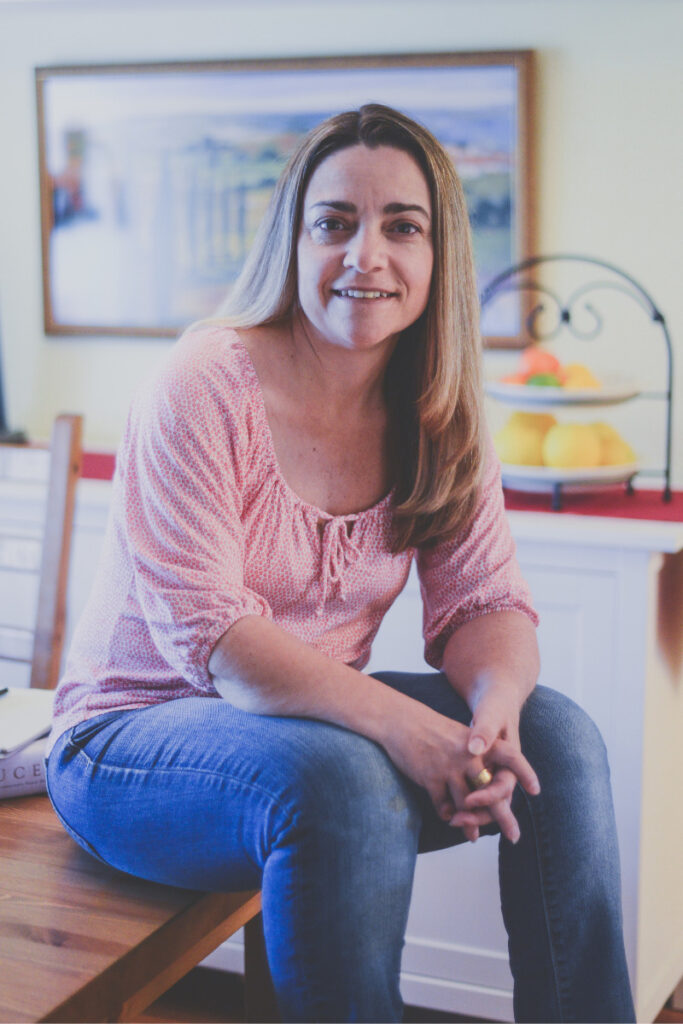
[{"xmin": 48, "ymin": 326, "xmax": 537, "ymax": 752}]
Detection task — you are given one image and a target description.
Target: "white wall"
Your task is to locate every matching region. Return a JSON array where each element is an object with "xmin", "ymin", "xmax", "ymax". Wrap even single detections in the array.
[{"xmin": 0, "ymin": 0, "xmax": 681, "ymax": 485}]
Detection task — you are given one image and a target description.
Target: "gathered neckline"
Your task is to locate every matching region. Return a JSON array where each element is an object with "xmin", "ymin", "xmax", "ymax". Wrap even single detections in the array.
[{"xmin": 226, "ymin": 330, "xmax": 395, "ymax": 522}]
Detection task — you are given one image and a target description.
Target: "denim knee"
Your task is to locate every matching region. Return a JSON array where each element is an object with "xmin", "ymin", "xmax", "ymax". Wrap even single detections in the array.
[
  {"xmin": 272, "ymin": 722, "xmax": 421, "ymax": 846},
  {"xmin": 518, "ymin": 685, "xmax": 620, "ymax": 878},
  {"xmin": 520, "ymin": 685, "xmax": 609, "ymax": 781}
]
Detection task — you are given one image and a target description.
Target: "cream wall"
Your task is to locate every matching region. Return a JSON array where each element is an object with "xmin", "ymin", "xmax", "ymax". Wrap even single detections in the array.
[{"xmin": 0, "ymin": 0, "xmax": 681, "ymax": 485}]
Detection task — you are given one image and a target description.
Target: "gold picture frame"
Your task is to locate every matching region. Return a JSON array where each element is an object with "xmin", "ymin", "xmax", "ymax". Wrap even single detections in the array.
[{"xmin": 36, "ymin": 51, "xmax": 535, "ymax": 347}]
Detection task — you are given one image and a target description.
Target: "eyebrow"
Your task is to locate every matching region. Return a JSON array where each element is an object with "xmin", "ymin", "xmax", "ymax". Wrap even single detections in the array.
[{"xmin": 309, "ymin": 200, "xmax": 431, "ymax": 219}]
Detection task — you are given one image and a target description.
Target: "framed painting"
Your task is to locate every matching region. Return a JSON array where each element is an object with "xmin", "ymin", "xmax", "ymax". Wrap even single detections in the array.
[{"xmin": 36, "ymin": 51, "xmax": 534, "ymax": 346}]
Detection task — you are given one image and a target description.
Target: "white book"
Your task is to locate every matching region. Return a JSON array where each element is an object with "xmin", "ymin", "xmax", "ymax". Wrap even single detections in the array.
[
  {"xmin": 0, "ymin": 687, "xmax": 55, "ymax": 758},
  {"xmin": 0, "ymin": 736, "xmax": 49, "ymax": 798}
]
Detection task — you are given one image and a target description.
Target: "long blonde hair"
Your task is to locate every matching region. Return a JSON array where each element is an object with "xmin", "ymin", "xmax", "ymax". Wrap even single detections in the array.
[{"xmin": 210, "ymin": 104, "xmax": 485, "ymax": 550}]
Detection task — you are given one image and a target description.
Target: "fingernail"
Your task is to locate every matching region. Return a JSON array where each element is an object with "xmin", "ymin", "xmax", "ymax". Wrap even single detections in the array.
[
  {"xmin": 468, "ymin": 737, "xmax": 486, "ymax": 755},
  {"xmin": 511, "ymin": 828, "xmax": 520, "ymax": 844}
]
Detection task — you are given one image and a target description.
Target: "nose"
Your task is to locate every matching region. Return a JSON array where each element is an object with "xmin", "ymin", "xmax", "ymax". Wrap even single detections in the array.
[{"xmin": 342, "ymin": 224, "xmax": 387, "ymax": 274}]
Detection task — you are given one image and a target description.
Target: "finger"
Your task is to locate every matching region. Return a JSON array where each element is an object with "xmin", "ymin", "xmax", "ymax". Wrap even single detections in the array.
[
  {"xmin": 467, "ymin": 721, "xmax": 501, "ymax": 757},
  {"xmin": 490, "ymin": 799, "xmax": 521, "ymax": 844},
  {"xmin": 488, "ymin": 741, "xmax": 540, "ymax": 795},
  {"xmin": 430, "ymin": 785, "xmax": 457, "ymax": 822},
  {"xmin": 438, "ymin": 799, "xmax": 456, "ymax": 822},
  {"xmin": 463, "ymin": 770, "xmax": 516, "ymax": 808},
  {"xmin": 463, "ymin": 824, "xmax": 480, "ymax": 843},
  {"xmin": 465, "ymin": 765, "xmax": 495, "ymax": 791},
  {"xmin": 446, "ymin": 776, "xmax": 474, "ymax": 814},
  {"xmin": 451, "ymin": 765, "xmax": 494, "ymax": 818},
  {"xmin": 449, "ymin": 807, "xmax": 494, "ymax": 827},
  {"xmin": 467, "ymin": 700, "xmax": 511, "ymax": 756}
]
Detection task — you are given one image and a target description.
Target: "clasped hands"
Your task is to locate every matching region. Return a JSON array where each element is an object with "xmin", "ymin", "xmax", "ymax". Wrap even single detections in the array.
[
  {"xmin": 453, "ymin": 688, "xmax": 540, "ymax": 844},
  {"xmin": 386, "ymin": 689, "xmax": 541, "ymax": 846}
]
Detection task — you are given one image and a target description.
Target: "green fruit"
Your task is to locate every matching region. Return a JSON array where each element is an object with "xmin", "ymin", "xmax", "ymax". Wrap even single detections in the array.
[{"xmin": 526, "ymin": 373, "xmax": 563, "ymax": 387}]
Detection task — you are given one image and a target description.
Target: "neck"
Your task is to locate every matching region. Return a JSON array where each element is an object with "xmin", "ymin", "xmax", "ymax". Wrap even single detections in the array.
[{"xmin": 286, "ymin": 312, "xmax": 396, "ymax": 413}]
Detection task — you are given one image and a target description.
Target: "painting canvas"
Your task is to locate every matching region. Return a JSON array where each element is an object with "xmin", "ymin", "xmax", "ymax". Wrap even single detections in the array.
[{"xmin": 37, "ymin": 53, "xmax": 533, "ymax": 345}]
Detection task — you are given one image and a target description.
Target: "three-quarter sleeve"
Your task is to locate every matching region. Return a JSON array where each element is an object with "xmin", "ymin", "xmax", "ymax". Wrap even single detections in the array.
[
  {"xmin": 117, "ymin": 335, "xmax": 272, "ymax": 691},
  {"xmin": 417, "ymin": 437, "xmax": 538, "ymax": 669}
]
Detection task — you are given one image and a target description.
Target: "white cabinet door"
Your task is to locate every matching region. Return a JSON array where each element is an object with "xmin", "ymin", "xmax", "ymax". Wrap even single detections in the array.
[{"xmin": 520, "ymin": 548, "xmax": 620, "ymax": 743}]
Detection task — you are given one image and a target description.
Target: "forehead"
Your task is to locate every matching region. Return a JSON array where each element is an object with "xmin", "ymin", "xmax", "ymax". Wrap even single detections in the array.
[{"xmin": 303, "ymin": 144, "xmax": 431, "ymax": 209}]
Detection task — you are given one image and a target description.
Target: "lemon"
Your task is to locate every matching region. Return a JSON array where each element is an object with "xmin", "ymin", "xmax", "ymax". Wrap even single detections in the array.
[
  {"xmin": 590, "ymin": 422, "xmax": 637, "ymax": 465},
  {"xmin": 542, "ymin": 423, "xmax": 602, "ymax": 468},
  {"xmin": 562, "ymin": 363, "xmax": 601, "ymax": 389},
  {"xmin": 519, "ymin": 346, "xmax": 562, "ymax": 377},
  {"xmin": 507, "ymin": 411, "xmax": 557, "ymax": 437},
  {"xmin": 591, "ymin": 421, "xmax": 622, "ymax": 443},
  {"xmin": 600, "ymin": 438, "xmax": 637, "ymax": 465},
  {"xmin": 494, "ymin": 421, "xmax": 544, "ymax": 465}
]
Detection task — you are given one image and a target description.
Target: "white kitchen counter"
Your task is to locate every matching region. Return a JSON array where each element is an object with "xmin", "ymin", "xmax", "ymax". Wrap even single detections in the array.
[{"xmin": 509, "ymin": 506, "xmax": 683, "ymax": 552}]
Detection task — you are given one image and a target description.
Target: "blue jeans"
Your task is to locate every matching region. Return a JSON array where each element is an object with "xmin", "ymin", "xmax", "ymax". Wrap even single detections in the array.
[{"xmin": 46, "ymin": 675, "xmax": 635, "ymax": 1023}]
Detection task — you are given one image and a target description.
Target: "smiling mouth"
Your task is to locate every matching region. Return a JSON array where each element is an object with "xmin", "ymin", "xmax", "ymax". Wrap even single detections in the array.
[{"xmin": 333, "ymin": 288, "xmax": 397, "ymax": 299}]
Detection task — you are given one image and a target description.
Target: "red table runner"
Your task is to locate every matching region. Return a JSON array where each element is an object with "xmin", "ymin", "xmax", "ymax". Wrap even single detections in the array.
[
  {"xmin": 81, "ymin": 451, "xmax": 116, "ymax": 480},
  {"xmin": 503, "ymin": 486, "xmax": 682, "ymax": 522}
]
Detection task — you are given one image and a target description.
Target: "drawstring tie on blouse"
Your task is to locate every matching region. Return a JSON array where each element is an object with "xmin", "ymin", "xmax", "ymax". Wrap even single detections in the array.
[{"xmin": 316, "ymin": 517, "xmax": 362, "ymax": 616}]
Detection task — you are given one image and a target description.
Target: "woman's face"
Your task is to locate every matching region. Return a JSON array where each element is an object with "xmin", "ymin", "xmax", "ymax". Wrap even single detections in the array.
[{"xmin": 296, "ymin": 144, "xmax": 434, "ymax": 354}]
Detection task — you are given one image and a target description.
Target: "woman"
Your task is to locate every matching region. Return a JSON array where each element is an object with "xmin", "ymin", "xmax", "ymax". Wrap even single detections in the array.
[{"xmin": 46, "ymin": 105, "xmax": 634, "ymax": 1023}]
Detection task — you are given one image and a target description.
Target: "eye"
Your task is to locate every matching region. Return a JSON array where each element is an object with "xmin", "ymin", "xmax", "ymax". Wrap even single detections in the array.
[
  {"xmin": 390, "ymin": 220, "xmax": 422, "ymax": 236},
  {"xmin": 314, "ymin": 216, "xmax": 348, "ymax": 232}
]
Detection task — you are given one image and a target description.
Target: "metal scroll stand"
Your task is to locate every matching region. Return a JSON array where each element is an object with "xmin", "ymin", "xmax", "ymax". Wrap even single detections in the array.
[{"xmin": 480, "ymin": 254, "xmax": 674, "ymax": 511}]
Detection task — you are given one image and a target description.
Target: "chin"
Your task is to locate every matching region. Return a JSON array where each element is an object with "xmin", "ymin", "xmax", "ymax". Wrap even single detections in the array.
[
  {"xmin": 327, "ymin": 318, "xmax": 402, "ymax": 351},
  {"xmin": 298, "ymin": 306, "xmax": 403, "ymax": 352},
  {"xmin": 336, "ymin": 331, "xmax": 399, "ymax": 352}
]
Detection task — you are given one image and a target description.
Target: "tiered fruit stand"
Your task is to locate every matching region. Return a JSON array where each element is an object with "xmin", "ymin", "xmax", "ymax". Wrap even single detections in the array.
[{"xmin": 481, "ymin": 254, "xmax": 674, "ymax": 510}]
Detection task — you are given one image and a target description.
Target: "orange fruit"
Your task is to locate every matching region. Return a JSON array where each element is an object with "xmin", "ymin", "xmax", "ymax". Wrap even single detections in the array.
[{"xmin": 518, "ymin": 347, "xmax": 562, "ymax": 378}]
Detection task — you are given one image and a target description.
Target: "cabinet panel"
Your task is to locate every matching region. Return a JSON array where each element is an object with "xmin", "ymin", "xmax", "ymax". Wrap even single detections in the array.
[
  {"xmin": 521, "ymin": 562, "xmax": 619, "ymax": 750},
  {"xmin": 403, "ymin": 841, "xmax": 513, "ymax": 1018}
]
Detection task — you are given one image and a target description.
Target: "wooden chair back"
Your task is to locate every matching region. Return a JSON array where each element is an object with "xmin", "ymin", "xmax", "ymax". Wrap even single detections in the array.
[{"xmin": 0, "ymin": 413, "xmax": 82, "ymax": 690}]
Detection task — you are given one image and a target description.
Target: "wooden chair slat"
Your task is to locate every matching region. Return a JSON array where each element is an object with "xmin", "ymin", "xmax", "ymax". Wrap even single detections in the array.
[{"xmin": 30, "ymin": 415, "xmax": 82, "ymax": 691}]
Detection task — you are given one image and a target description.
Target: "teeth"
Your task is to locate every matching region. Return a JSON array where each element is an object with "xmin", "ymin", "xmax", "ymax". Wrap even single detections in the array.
[{"xmin": 337, "ymin": 289, "xmax": 393, "ymax": 299}]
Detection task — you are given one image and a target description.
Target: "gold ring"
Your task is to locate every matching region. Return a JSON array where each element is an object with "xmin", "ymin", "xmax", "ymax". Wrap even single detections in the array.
[{"xmin": 468, "ymin": 768, "xmax": 493, "ymax": 791}]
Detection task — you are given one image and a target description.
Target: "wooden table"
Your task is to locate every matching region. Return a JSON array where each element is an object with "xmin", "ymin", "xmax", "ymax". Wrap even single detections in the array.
[{"xmin": 0, "ymin": 795, "xmax": 269, "ymax": 1022}]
